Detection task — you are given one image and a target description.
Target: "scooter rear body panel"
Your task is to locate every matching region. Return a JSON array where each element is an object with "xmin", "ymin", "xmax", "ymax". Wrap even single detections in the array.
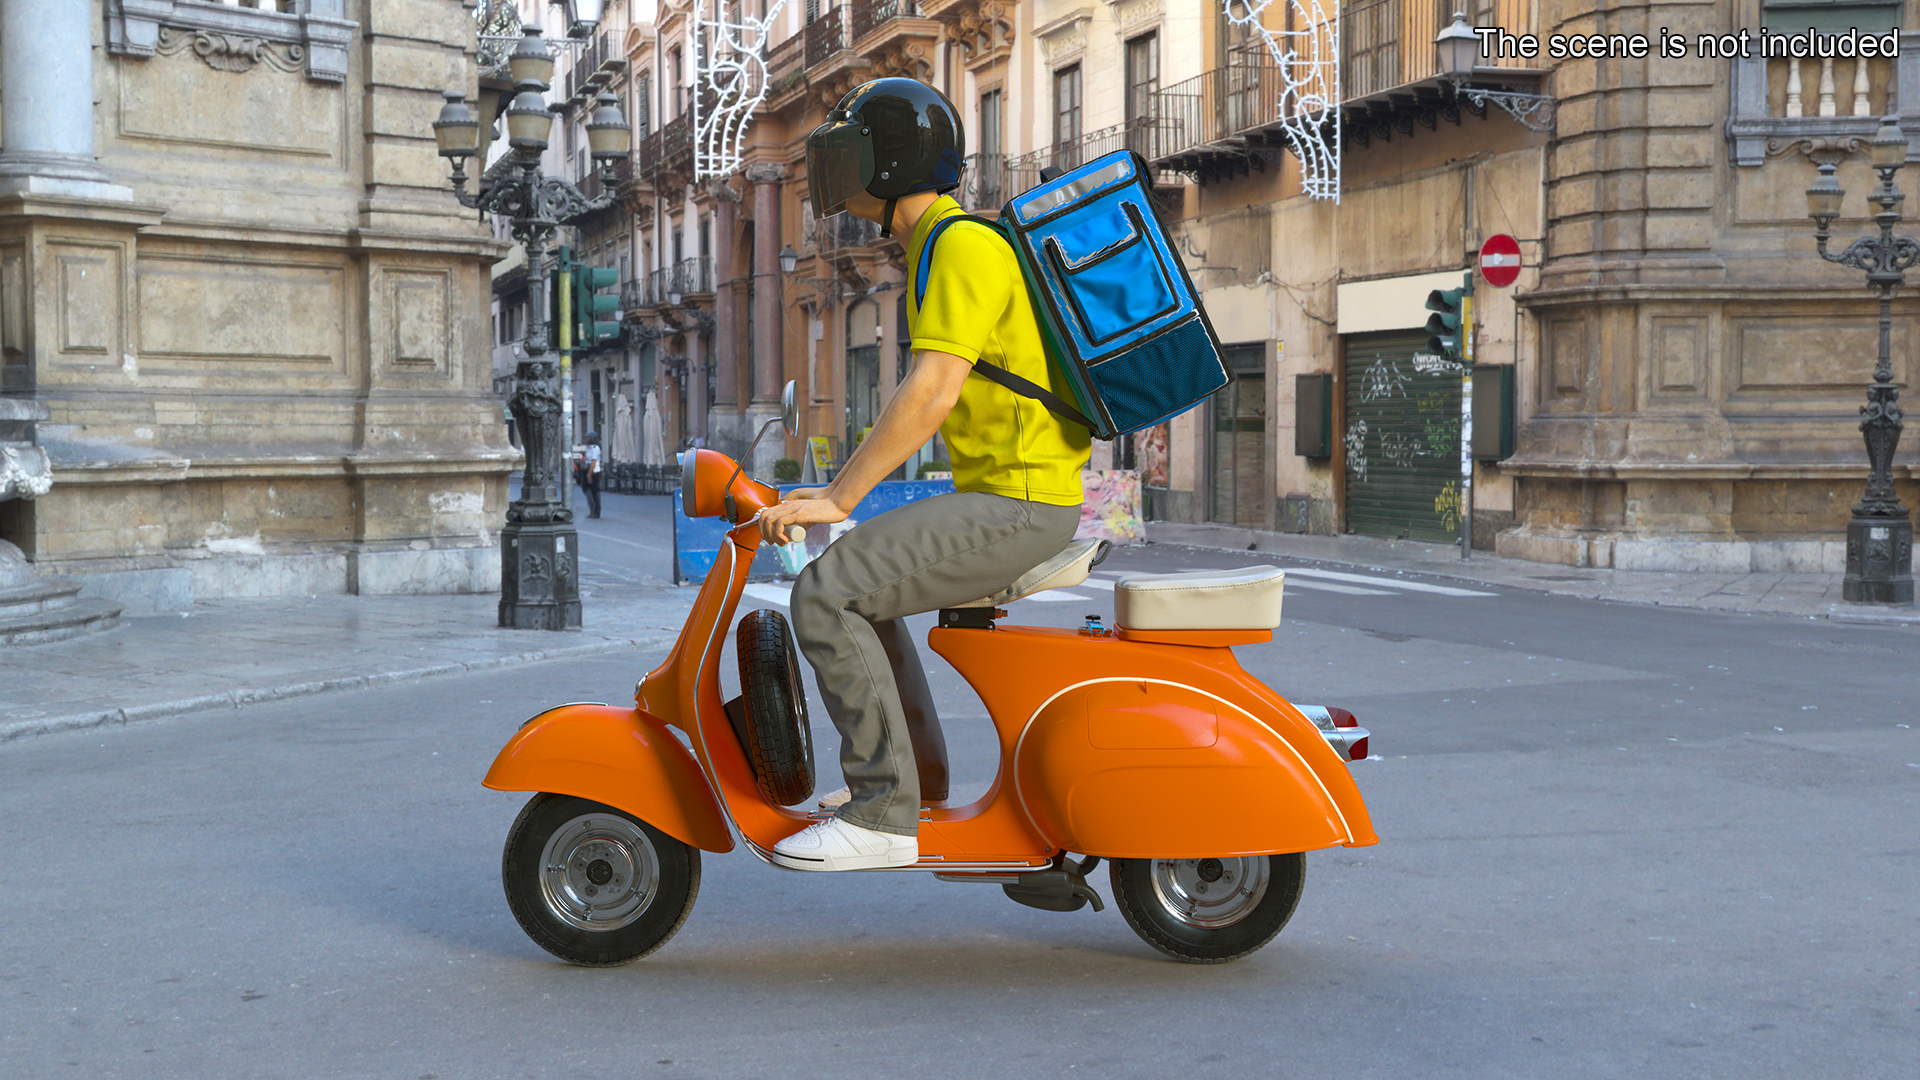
[
  {"xmin": 931, "ymin": 624, "xmax": 1377, "ymax": 858},
  {"xmin": 483, "ymin": 703, "xmax": 736, "ymax": 853}
]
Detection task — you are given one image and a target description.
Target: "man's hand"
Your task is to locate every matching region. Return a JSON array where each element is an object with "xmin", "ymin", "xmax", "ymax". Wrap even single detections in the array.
[{"xmin": 757, "ymin": 496, "xmax": 844, "ymax": 546}]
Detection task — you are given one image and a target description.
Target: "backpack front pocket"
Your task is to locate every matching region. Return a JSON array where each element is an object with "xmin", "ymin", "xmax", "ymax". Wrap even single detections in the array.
[{"xmin": 1041, "ymin": 200, "xmax": 1180, "ymax": 349}]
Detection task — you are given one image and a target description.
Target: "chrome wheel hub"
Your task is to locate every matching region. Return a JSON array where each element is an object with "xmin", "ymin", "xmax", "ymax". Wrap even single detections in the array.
[
  {"xmin": 537, "ymin": 813, "xmax": 660, "ymax": 932},
  {"xmin": 1149, "ymin": 856, "xmax": 1269, "ymax": 928}
]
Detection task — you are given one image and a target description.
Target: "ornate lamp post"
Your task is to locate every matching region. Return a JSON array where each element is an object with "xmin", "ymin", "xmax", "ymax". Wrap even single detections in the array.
[
  {"xmin": 434, "ymin": 23, "xmax": 630, "ymax": 630},
  {"xmin": 1806, "ymin": 115, "xmax": 1916, "ymax": 605}
]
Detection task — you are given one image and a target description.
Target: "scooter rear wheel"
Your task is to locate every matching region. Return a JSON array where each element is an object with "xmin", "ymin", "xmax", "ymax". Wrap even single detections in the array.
[
  {"xmin": 502, "ymin": 793, "xmax": 700, "ymax": 966},
  {"xmin": 1110, "ymin": 853, "xmax": 1304, "ymax": 963}
]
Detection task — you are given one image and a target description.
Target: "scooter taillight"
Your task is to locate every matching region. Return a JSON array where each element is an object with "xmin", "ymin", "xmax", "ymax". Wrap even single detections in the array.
[{"xmin": 1327, "ymin": 707, "xmax": 1367, "ymax": 761}]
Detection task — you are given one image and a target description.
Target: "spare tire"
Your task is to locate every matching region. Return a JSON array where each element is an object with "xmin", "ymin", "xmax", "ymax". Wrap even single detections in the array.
[{"xmin": 735, "ymin": 609, "xmax": 816, "ymax": 805}]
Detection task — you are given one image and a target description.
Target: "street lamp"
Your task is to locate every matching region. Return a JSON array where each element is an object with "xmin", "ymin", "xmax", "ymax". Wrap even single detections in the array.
[
  {"xmin": 1433, "ymin": 12, "xmax": 1556, "ymax": 133},
  {"xmin": 435, "ymin": 20, "xmax": 630, "ymax": 630},
  {"xmin": 1805, "ymin": 115, "xmax": 1917, "ymax": 604},
  {"xmin": 779, "ymin": 245, "xmax": 799, "ymax": 274}
]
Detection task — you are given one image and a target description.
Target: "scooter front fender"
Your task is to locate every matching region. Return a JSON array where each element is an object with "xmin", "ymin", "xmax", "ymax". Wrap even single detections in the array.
[{"xmin": 483, "ymin": 703, "xmax": 735, "ymax": 853}]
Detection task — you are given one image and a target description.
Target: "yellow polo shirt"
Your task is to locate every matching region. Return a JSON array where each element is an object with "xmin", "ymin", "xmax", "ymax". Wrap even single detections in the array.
[{"xmin": 905, "ymin": 197, "xmax": 1090, "ymax": 506}]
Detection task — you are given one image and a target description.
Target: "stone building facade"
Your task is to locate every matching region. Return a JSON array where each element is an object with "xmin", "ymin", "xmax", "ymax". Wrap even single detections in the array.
[
  {"xmin": 0, "ymin": 0, "xmax": 512, "ymax": 614},
  {"xmin": 508, "ymin": 0, "xmax": 1918, "ymax": 575}
]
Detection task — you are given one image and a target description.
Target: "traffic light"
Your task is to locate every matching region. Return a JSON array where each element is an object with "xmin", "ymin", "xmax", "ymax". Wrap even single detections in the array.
[
  {"xmin": 1424, "ymin": 286, "xmax": 1468, "ymax": 358},
  {"xmin": 573, "ymin": 264, "xmax": 620, "ymax": 347}
]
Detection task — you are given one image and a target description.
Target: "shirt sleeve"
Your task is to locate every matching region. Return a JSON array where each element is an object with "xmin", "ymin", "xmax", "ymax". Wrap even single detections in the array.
[{"xmin": 911, "ymin": 223, "xmax": 1014, "ymax": 364}]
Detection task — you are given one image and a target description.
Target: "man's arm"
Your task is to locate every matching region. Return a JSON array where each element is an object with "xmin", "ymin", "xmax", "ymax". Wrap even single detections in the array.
[{"xmin": 756, "ymin": 349, "xmax": 972, "ymax": 545}]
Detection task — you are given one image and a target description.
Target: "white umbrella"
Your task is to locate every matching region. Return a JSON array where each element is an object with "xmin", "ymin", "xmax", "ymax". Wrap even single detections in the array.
[
  {"xmin": 611, "ymin": 391, "xmax": 637, "ymax": 464},
  {"xmin": 641, "ymin": 390, "xmax": 666, "ymax": 466}
]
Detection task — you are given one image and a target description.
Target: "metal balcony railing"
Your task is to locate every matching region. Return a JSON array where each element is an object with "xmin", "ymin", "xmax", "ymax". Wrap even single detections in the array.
[
  {"xmin": 1344, "ymin": 0, "xmax": 1538, "ymax": 100},
  {"xmin": 1150, "ymin": 52, "xmax": 1286, "ymax": 163},
  {"xmin": 575, "ymin": 155, "xmax": 633, "ymax": 201},
  {"xmin": 849, "ymin": 0, "xmax": 917, "ymax": 44},
  {"xmin": 671, "ymin": 256, "xmax": 715, "ymax": 298},
  {"xmin": 1005, "ymin": 118, "xmax": 1169, "ymax": 192},
  {"xmin": 960, "ymin": 152, "xmax": 1009, "ymax": 211},
  {"xmin": 823, "ymin": 213, "xmax": 881, "ymax": 250},
  {"xmin": 636, "ymin": 94, "xmax": 709, "ymax": 181},
  {"xmin": 768, "ymin": 10, "xmax": 846, "ymax": 92},
  {"xmin": 646, "ymin": 266, "xmax": 675, "ymax": 307}
]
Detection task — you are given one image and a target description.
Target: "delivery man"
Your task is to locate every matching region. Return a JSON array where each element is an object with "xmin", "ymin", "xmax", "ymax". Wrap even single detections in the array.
[{"xmin": 756, "ymin": 78, "xmax": 1092, "ymax": 870}]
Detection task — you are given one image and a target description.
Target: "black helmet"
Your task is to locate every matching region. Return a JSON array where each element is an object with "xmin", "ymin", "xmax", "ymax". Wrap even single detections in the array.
[{"xmin": 806, "ymin": 78, "xmax": 964, "ymax": 229}]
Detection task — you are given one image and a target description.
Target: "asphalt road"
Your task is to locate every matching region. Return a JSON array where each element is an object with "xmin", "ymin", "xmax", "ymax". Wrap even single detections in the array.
[{"xmin": 4, "ymin": 490, "xmax": 1917, "ymax": 1078}]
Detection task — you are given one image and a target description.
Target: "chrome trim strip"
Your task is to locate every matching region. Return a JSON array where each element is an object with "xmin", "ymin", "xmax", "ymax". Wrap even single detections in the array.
[
  {"xmin": 1294, "ymin": 703, "xmax": 1371, "ymax": 761},
  {"xmin": 1014, "ymin": 677, "xmax": 1355, "ymax": 846}
]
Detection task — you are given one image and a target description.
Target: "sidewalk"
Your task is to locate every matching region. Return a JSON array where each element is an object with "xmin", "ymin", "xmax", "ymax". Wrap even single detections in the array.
[
  {"xmin": 6, "ymin": 522, "xmax": 1914, "ymax": 745},
  {"xmin": 0, "ymin": 585, "xmax": 701, "ymax": 743},
  {"xmin": 1145, "ymin": 521, "xmax": 1920, "ymax": 626}
]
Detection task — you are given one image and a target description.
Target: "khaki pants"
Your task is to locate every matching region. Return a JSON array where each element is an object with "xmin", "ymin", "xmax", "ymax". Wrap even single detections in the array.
[{"xmin": 789, "ymin": 492, "xmax": 1081, "ymax": 835}]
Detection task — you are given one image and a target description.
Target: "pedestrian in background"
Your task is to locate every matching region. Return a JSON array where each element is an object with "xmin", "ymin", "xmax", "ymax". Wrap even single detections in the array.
[{"xmin": 580, "ymin": 431, "xmax": 602, "ymax": 519}]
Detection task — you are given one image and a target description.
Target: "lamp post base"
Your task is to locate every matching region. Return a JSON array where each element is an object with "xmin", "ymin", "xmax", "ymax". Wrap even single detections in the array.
[
  {"xmin": 498, "ymin": 518, "xmax": 582, "ymax": 630},
  {"xmin": 1842, "ymin": 514, "xmax": 1914, "ymax": 604}
]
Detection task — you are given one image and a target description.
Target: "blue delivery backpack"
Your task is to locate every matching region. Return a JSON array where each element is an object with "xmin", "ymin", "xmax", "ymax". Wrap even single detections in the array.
[{"xmin": 916, "ymin": 150, "xmax": 1229, "ymax": 440}]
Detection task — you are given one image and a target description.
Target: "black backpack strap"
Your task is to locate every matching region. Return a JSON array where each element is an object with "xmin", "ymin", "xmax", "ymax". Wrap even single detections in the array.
[
  {"xmin": 968, "ymin": 358, "xmax": 1098, "ymax": 432},
  {"xmin": 915, "ymin": 212, "xmax": 1095, "ymax": 433}
]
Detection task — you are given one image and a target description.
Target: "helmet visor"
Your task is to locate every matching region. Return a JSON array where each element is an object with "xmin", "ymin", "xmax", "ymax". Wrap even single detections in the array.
[{"xmin": 805, "ymin": 116, "xmax": 874, "ymax": 218}]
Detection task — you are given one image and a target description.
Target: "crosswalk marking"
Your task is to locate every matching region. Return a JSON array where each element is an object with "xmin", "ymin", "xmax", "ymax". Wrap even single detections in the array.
[
  {"xmin": 1284, "ymin": 578, "xmax": 1395, "ymax": 596},
  {"xmin": 1089, "ymin": 565, "xmax": 1495, "ymax": 598},
  {"xmin": 736, "ymin": 565, "xmax": 1494, "ymax": 611},
  {"xmin": 1278, "ymin": 567, "xmax": 1497, "ymax": 597}
]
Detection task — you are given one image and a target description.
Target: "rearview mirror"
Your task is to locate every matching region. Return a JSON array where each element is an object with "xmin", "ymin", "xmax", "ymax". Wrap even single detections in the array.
[{"xmin": 782, "ymin": 380, "xmax": 799, "ymax": 438}]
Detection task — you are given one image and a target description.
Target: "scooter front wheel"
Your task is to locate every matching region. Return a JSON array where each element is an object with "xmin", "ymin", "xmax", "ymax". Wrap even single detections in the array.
[
  {"xmin": 1110, "ymin": 853, "xmax": 1304, "ymax": 964},
  {"xmin": 502, "ymin": 793, "xmax": 701, "ymax": 966}
]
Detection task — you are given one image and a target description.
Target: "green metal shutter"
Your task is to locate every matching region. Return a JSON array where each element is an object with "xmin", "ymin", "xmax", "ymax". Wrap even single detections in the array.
[{"xmin": 1343, "ymin": 330, "xmax": 1463, "ymax": 543}]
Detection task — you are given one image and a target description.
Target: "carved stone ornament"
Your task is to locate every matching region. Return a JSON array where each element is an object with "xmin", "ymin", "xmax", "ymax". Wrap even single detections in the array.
[
  {"xmin": 107, "ymin": 0, "xmax": 356, "ymax": 84},
  {"xmin": 744, "ymin": 162, "xmax": 787, "ymax": 185},
  {"xmin": 156, "ymin": 26, "xmax": 305, "ymax": 74},
  {"xmin": 947, "ymin": 1, "xmax": 1015, "ymax": 68},
  {"xmin": 871, "ymin": 42, "xmax": 934, "ymax": 83},
  {"xmin": 1114, "ymin": 0, "xmax": 1163, "ymax": 33},
  {"xmin": 1764, "ymin": 134, "xmax": 1871, "ymax": 166},
  {"xmin": 1036, "ymin": 8, "xmax": 1093, "ymax": 65}
]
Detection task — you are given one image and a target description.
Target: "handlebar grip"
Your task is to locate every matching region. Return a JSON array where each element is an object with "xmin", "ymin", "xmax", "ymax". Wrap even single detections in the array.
[{"xmin": 786, "ymin": 525, "xmax": 807, "ymax": 546}]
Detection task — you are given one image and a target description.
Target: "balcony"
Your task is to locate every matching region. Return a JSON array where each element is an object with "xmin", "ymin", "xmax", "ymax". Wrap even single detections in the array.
[
  {"xmin": 1148, "ymin": 0, "xmax": 1544, "ymax": 177},
  {"xmin": 1341, "ymin": 0, "xmax": 1545, "ymax": 145},
  {"xmin": 565, "ymin": 29, "xmax": 627, "ymax": 105},
  {"xmin": 634, "ymin": 258, "xmax": 717, "ymax": 311},
  {"xmin": 1149, "ymin": 50, "xmax": 1293, "ymax": 182},
  {"xmin": 848, "ymin": 0, "xmax": 940, "ymax": 68},
  {"xmin": 1006, "ymin": 118, "xmax": 1173, "ymax": 193},
  {"xmin": 635, "ymin": 101, "xmax": 698, "ymax": 183},
  {"xmin": 575, "ymin": 155, "xmax": 633, "ymax": 202},
  {"xmin": 767, "ymin": 10, "xmax": 850, "ymax": 99},
  {"xmin": 672, "ymin": 256, "xmax": 715, "ymax": 299},
  {"xmin": 959, "ymin": 151, "xmax": 1008, "ymax": 213}
]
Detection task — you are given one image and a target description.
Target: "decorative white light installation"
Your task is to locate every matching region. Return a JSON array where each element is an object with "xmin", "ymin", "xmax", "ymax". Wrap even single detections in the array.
[
  {"xmin": 692, "ymin": 0, "xmax": 788, "ymax": 180},
  {"xmin": 1223, "ymin": 0, "xmax": 1341, "ymax": 202}
]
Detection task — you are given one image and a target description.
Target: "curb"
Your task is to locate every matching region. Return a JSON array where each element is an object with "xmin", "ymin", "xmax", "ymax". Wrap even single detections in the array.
[
  {"xmin": 1144, "ymin": 535, "xmax": 1908, "ymax": 623},
  {"xmin": 0, "ymin": 632, "xmax": 678, "ymax": 744}
]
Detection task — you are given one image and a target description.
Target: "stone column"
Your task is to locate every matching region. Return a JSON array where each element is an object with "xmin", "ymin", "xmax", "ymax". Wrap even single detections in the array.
[
  {"xmin": 708, "ymin": 179, "xmax": 741, "ymax": 413},
  {"xmin": 747, "ymin": 163, "xmax": 786, "ymax": 405},
  {"xmin": 686, "ymin": 331, "xmax": 708, "ymax": 443},
  {"xmin": 0, "ymin": 0, "xmax": 130, "ymax": 200}
]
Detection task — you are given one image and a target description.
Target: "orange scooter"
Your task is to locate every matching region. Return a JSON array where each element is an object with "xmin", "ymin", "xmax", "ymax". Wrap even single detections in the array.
[{"xmin": 484, "ymin": 384, "xmax": 1376, "ymax": 965}]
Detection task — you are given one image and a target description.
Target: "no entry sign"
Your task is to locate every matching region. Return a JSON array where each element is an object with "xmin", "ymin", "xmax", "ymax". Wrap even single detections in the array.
[{"xmin": 1480, "ymin": 234, "xmax": 1521, "ymax": 288}]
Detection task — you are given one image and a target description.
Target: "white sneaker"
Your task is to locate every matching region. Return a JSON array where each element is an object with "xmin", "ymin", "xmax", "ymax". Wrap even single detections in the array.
[
  {"xmin": 770, "ymin": 816, "xmax": 917, "ymax": 871},
  {"xmin": 816, "ymin": 786, "xmax": 851, "ymax": 810}
]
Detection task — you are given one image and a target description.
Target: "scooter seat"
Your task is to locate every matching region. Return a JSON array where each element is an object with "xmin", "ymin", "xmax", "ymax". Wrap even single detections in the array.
[
  {"xmin": 949, "ymin": 538, "xmax": 1111, "ymax": 608},
  {"xmin": 1114, "ymin": 566, "xmax": 1286, "ymax": 631}
]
